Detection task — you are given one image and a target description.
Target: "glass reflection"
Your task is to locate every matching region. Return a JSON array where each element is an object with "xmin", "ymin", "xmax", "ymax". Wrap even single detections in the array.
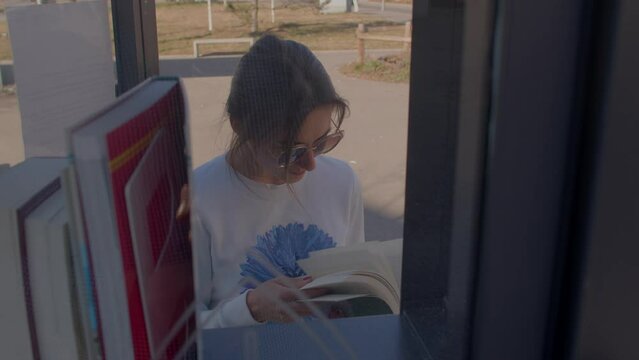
[{"xmin": 193, "ymin": 35, "xmax": 367, "ymax": 328}]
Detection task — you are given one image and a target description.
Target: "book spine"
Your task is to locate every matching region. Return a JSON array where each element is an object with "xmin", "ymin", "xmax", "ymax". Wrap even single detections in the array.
[
  {"xmin": 16, "ymin": 179, "xmax": 61, "ymax": 360},
  {"xmin": 62, "ymin": 164, "xmax": 104, "ymax": 360},
  {"xmin": 63, "ymin": 225, "xmax": 88, "ymax": 360},
  {"xmin": 0, "ymin": 210, "xmax": 34, "ymax": 360},
  {"xmin": 71, "ymin": 158, "xmax": 123, "ymax": 359}
]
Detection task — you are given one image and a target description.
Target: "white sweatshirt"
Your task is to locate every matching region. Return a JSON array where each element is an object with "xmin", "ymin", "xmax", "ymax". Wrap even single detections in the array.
[{"xmin": 192, "ymin": 154, "xmax": 365, "ymax": 328}]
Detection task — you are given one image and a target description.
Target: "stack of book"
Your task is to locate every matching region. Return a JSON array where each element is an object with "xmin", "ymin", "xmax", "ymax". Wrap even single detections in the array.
[{"xmin": 0, "ymin": 77, "xmax": 196, "ymax": 360}]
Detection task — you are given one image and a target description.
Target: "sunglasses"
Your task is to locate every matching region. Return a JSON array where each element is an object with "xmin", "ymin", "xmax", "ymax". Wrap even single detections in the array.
[{"xmin": 276, "ymin": 130, "xmax": 344, "ymax": 168}]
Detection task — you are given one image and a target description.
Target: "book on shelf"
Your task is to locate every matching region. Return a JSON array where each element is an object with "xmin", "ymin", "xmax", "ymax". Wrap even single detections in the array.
[
  {"xmin": 0, "ymin": 157, "xmax": 70, "ymax": 360},
  {"xmin": 69, "ymin": 76, "xmax": 195, "ymax": 360},
  {"xmin": 298, "ymin": 238, "xmax": 402, "ymax": 317},
  {"xmin": 0, "ymin": 76, "xmax": 196, "ymax": 360}
]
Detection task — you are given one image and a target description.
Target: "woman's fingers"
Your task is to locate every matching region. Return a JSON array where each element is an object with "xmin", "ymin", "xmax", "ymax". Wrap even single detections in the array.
[
  {"xmin": 277, "ymin": 276, "xmax": 329, "ymax": 300},
  {"xmin": 176, "ymin": 184, "xmax": 192, "ymax": 242},
  {"xmin": 287, "ymin": 302, "xmax": 314, "ymax": 317},
  {"xmin": 275, "ymin": 302, "xmax": 314, "ymax": 323},
  {"xmin": 301, "ymin": 287, "xmax": 329, "ymax": 299},
  {"xmin": 278, "ymin": 286, "xmax": 328, "ymax": 305},
  {"xmin": 176, "ymin": 184, "xmax": 190, "ymax": 220},
  {"xmin": 272, "ymin": 276, "xmax": 312, "ymax": 301},
  {"xmin": 274, "ymin": 275, "xmax": 312, "ymax": 288},
  {"xmin": 254, "ymin": 276, "xmax": 333, "ymax": 323}
]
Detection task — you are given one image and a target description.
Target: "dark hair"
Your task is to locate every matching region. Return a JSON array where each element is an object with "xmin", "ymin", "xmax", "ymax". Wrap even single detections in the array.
[{"xmin": 225, "ymin": 34, "xmax": 349, "ymax": 178}]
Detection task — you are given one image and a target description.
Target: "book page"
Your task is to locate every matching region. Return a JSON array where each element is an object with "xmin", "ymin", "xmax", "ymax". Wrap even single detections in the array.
[
  {"xmin": 301, "ymin": 272, "xmax": 399, "ymax": 314},
  {"xmin": 298, "ymin": 239, "xmax": 402, "ymax": 293},
  {"xmin": 298, "ymin": 294, "xmax": 370, "ymax": 302}
]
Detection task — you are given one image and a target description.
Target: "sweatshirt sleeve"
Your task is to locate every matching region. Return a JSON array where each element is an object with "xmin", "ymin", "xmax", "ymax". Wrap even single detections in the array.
[
  {"xmin": 192, "ymin": 211, "xmax": 214, "ymax": 310},
  {"xmin": 345, "ymin": 169, "xmax": 365, "ymax": 245},
  {"xmin": 192, "ymin": 158, "xmax": 264, "ymax": 329},
  {"xmin": 193, "ymin": 209, "xmax": 262, "ymax": 329},
  {"xmin": 200, "ymin": 290, "xmax": 261, "ymax": 329}
]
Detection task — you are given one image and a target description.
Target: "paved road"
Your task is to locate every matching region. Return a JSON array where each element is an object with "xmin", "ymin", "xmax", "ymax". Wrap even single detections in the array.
[
  {"xmin": 0, "ymin": 49, "xmax": 409, "ymax": 241},
  {"xmin": 357, "ymin": 0, "xmax": 412, "ymax": 23}
]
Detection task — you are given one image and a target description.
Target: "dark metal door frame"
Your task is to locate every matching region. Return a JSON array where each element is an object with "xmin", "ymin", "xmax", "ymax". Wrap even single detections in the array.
[{"xmin": 111, "ymin": 0, "xmax": 159, "ymax": 95}]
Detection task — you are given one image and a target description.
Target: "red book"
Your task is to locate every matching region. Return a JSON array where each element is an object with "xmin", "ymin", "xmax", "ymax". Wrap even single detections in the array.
[{"xmin": 69, "ymin": 77, "xmax": 195, "ymax": 360}]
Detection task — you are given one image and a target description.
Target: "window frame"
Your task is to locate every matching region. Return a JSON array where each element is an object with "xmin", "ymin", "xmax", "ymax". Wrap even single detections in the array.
[{"xmin": 111, "ymin": 0, "xmax": 159, "ymax": 95}]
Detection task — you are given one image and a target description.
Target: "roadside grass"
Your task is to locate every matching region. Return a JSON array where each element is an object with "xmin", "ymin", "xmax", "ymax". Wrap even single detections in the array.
[
  {"xmin": 341, "ymin": 52, "xmax": 410, "ymax": 83},
  {"xmin": 368, "ymin": 0, "xmax": 412, "ymax": 4},
  {"xmin": 0, "ymin": 21, "xmax": 10, "ymax": 61},
  {"xmin": 156, "ymin": 2, "xmax": 407, "ymax": 56},
  {"xmin": 0, "ymin": 2, "xmax": 408, "ymax": 59}
]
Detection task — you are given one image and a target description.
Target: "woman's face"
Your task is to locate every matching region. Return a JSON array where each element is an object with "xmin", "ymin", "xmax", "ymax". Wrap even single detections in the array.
[{"xmin": 254, "ymin": 105, "xmax": 334, "ymax": 185}]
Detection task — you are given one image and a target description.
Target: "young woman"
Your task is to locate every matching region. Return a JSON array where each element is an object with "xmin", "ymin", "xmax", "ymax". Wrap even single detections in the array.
[{"xmin": 192, "ymin": 35, "xmax": 365, "ymax": 328}]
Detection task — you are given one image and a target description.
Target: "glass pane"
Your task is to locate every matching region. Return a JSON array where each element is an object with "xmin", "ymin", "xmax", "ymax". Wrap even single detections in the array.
[
  {"xmin": 155, "ymin": 0, "xmax": 412, "ymax": 354},
  {"xmin": 0, "ymin": 0, "xmax": 117, "ymax": 164},
  {"xmin": 0, "ymin": 2, "xmax": 196, "ymax": 359}
]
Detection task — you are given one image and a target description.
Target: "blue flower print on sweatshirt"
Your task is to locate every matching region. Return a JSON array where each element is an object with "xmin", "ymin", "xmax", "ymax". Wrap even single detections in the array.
[{"xmin": 239, "ymin": 223, "xmax": 336, "ymax": 288}]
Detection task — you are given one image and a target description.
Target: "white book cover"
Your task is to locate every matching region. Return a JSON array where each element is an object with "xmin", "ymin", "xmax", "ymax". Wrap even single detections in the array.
[
  {"xmin": 6, "ymin": 1, "xmax": 115, "ymax": 157},
  {"xmin": 25, "ymin": 191, "xmax": 82, "ymax": 360},
  {"xmin": 60, "ymin": 165, "xmax": 101, "ymax": 360},
  {"xmin": 0, "ymin": 157, "xmax": 68, "ymax": 360},
  {"xmin": 48, "ymin": 205, "xmax": 84, "ymax": 360}
]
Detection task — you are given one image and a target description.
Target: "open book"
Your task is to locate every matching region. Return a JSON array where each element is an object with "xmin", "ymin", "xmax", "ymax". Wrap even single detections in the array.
[{"xmin": 297, "ymin": 238, "xmax": 402, "ymax": 316}]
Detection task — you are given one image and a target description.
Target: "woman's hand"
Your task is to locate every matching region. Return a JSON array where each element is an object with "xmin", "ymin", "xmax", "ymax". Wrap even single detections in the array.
[
  {"xmin": 176, "ymin": 184, "xmax": 191, "ymax": 241},
  {"xmin": 246, "ymin": 276, "xmax": 327, "ymax": 323},
  {"xmin": 176, "ymin": 184, "xmax": 190, "ymax": 220}
]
